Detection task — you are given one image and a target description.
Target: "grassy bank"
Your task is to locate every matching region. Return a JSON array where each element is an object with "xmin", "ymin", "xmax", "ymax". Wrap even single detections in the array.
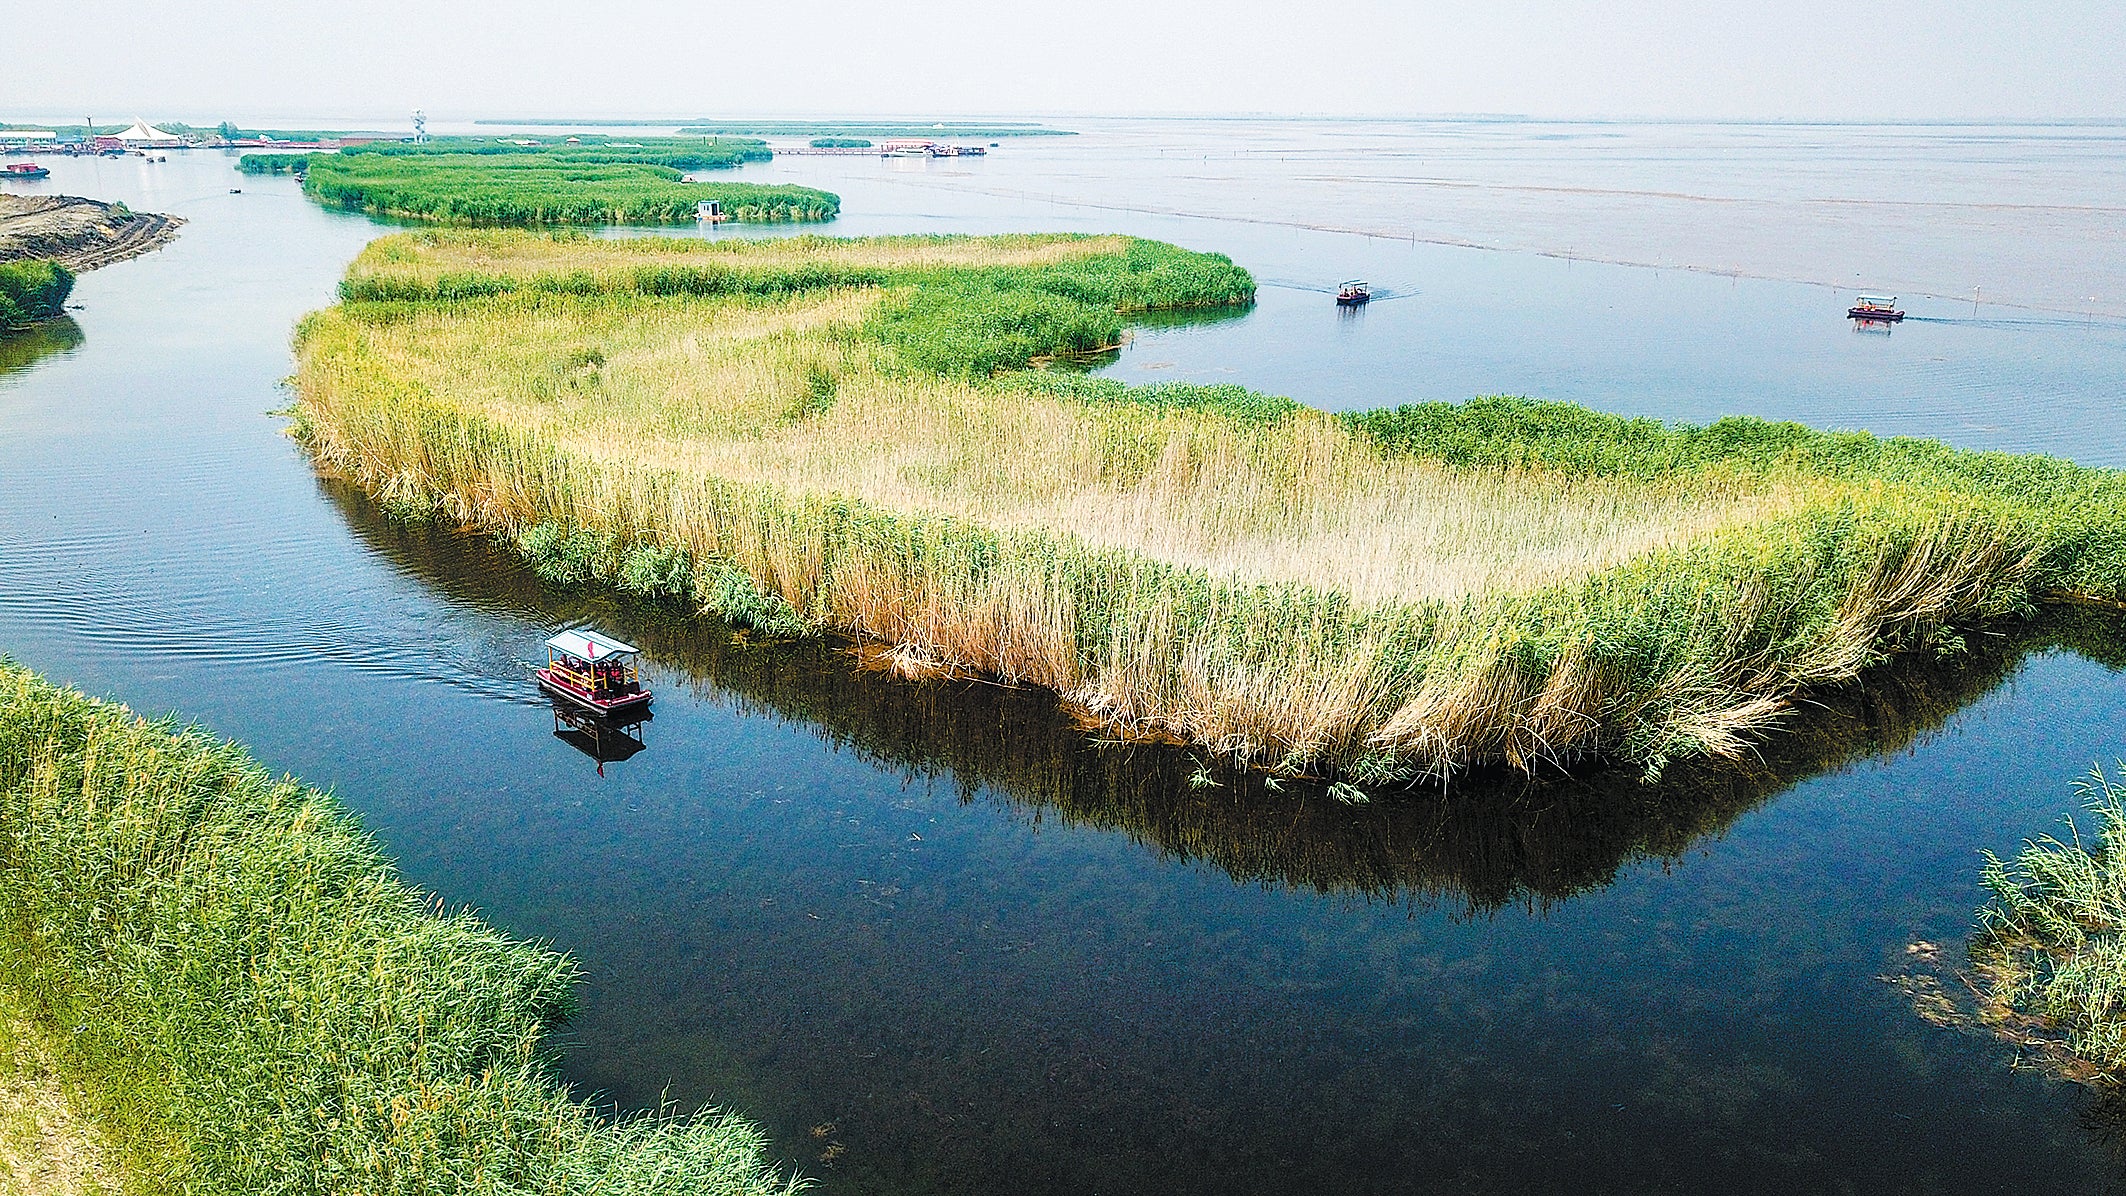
[
  {"xmin": 297, "ymin": 139, "xmax": 836, "ymax": 225},
  {"xmin": 0, "ymin": 261, "xmax": 72, "ymax": 330},
  {"xmin": 0, "ymin": 660, "xmax": 799, "ymax": 1194},
  {"xmin": 1971, "ymin": 765, "xmax": 2126, "ymax": 1084},
  {"xmin": 292, "ymin": 230, "xmax": 2126, "ymax": 784},
  {"xmin": 0, "ymin": 986, "xmax": 122, "ymax": 1196}
]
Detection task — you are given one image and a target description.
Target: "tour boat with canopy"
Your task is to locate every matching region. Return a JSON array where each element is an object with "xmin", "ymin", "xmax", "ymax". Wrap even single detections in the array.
[
  {"xmin": 1336, "ymin": 279, "xmax": 1371, "ymax": 306},
  {"xmin": 1847, "ymin": 294, "xmax": 1904, "ymax": 322},
  {"xmin": 535, "ymin": 628, "xmax": 652, "ymax": 715}
]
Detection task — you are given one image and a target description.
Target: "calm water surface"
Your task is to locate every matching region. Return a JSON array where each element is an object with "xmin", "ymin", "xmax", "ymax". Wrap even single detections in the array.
[{"xmin": 2, "ymin": 129, "xmax": 2124, "ymax": 1193}]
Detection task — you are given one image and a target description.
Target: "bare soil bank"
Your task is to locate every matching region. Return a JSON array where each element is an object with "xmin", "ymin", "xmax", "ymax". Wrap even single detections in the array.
[{"xmin": 0, "ymin": 195, "xmax": 182, "ymax": 272}]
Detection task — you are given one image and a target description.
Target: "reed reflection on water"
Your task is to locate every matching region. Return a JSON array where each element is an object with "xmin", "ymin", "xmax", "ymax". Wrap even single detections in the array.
[
  {"xmin": 327, "ymin": 478, "xmax": 2126, "ymax": 913},
  {"xmin": 0, "ymin": 318, "xmax": 84, "ymax": 378},
  {"xmin": 321, "ymin": 476, "xmax": 2126, "ymax": 1196}
]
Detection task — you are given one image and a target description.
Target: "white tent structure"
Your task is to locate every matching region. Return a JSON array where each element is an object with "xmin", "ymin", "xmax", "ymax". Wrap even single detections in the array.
[{"xmin": 113, "ymin": 121, "xmax": 185, "ymax": 147}]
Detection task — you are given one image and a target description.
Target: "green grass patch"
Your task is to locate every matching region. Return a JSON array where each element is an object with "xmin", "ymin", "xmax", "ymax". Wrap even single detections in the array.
[
  {"xmin": 296, "ymin": 138, "xmax": 836, "ymax": 226},
  {"xmin": 235, "ymin": 153, "xmax": 309, "ymax": 175},
  {"xmin": 0, "ymin": 660, "xmax": 802, "ymax": 1194},
  {"xmin": 807, "ymin": 138, "xmax": 872, "ymax": 149},
  {"xmin": 0, "ymin": 262, "xmax": 72, "ymax": 331}
]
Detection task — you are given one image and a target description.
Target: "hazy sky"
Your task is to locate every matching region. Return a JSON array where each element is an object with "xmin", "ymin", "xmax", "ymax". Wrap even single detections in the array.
[{"xmin": 5, "ymin": 0, "xmax": 2122, "ymax": 123}]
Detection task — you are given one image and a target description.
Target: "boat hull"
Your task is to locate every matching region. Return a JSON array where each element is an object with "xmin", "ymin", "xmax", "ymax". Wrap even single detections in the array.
[
  {"xmin": 1847, "ymin": 308, "xmax": 1904, "ymax": 321},
  {"xmin": 536, "ymin": 667, "xmax": 652, "ymax": 715},
  {"xmin": 1336, "ymin": 293, "xmax": 1369, "ymax": 306}
]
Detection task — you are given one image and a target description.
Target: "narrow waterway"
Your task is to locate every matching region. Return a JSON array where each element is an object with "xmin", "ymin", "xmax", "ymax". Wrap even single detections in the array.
[{"xmin": 3, "ymin": 130, "xmax": 2124, "ymax": 1194}]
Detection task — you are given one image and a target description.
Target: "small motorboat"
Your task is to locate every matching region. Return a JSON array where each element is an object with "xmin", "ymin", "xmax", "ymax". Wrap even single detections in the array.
[
  {"xmin": 535, "ymin": 628, "xmax": 653, "ymax": 716},
  {"xmin": 1848, "ymin": 294, "xmax": 1904, "ymax": 322},
  {"xmin": 2, "ymin": 162, "xmax": 51, "ymax": 180},
  {"xmin": 1336, "ymin": 279, "xmax": 1371, "ymax": 306}
]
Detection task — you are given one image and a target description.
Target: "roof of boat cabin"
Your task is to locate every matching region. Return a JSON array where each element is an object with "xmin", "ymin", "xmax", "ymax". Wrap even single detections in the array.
[{"xmin": 545, "ymin": 628, "xmax": 639, "ymax": 661}]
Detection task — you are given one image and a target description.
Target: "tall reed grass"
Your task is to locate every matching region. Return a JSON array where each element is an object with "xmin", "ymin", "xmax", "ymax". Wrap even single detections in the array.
[
  {"xmin": 236, "ymin": 153, "xmax": 309, "ymax": 175},
  {"xmin": 302, "ymin": 141, "xmax": 834, "ymax": 226},
  {"xmin": 293, "ymin": 231, "xmax": 2126, "ymax": 784},
  {"xmin": 0, "ymin": 661, "xmax": 801, "ymax": 1195},
  {"xmin": 0, "ymin": 261, "xmax": 73, "ymax": 330},
  {"xmin": 1972, "ymin": 765, "xmax": 2126, "ymax": 1084}
]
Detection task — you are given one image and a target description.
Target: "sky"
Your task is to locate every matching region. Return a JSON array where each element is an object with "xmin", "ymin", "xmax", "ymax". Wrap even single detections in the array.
[{"xmin": 4, "ymin": 0, "xmax": 2122, "ymax": 124}]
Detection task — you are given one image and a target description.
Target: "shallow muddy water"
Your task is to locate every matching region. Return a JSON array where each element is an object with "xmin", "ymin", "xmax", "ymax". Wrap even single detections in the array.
[{"xmin": 3, "ymin": 131, "xmax": 2125, "ymax": 1193}]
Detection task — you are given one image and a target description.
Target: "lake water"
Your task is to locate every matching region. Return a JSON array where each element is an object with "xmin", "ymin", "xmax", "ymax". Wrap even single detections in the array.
[{"xmin": 3, "ymin": 122, "xmax": 2125, "ymax": 1194}]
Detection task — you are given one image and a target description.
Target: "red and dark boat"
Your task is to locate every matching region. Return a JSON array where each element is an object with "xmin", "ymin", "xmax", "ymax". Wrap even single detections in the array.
[
  {"xmin": 3, "ymin": 162, "xmax": 52, "ymax": 180},
  {"xmin": 535, "ymin": 628, "xmax": 652, "ymax": 716},
  {"xmin": 1336, "ymin": 279, "xmax": 1371, "ymax": 306},
  {"xmin": 1847, "ymin": 294, "xmax": 1904, "ymax": 322}
]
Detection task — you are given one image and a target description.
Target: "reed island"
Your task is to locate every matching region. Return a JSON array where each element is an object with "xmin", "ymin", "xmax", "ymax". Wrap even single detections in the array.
[
  {"xmin": 292, "ymin": 229, "xmax": 2126, "ymax": 786},
  {"xmin": 249, "ymin": 137, "xmax": 840, "ymax": 226}
]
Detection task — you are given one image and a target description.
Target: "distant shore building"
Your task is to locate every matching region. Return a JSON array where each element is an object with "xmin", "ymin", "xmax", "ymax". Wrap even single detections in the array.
[{"xmin": 113, "ymin": 121, "xmax": 186, "ymax": 149}]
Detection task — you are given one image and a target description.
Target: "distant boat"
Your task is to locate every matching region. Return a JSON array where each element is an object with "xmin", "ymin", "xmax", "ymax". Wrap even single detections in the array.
[
  {"xmin": 1336, "ymin": 279, "xmax": 1371, "ymax": 306},
  {"xmin": 1848, "ymin": 294, "xmax": 1904, "ymax": 322},
  {"xmin": 2, "ymin": 162, "xmax": 50, "ymax": 180}
]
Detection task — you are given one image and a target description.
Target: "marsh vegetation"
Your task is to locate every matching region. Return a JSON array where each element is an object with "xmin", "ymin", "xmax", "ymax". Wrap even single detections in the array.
[
  {"xmin": 1972, "ymin": 765, "xmax": 2126, "ymax": 1084},
  {"xmin": 0, "ymin": 661, "xmax": 799, "ymax": 1194},
  {"xmin": 295, "ymin": 138, "xmax": 837, "ymax": 226},
  {"xmin": 293, "ymin": 230, "xmax": 2126, "ymax": 785},
  {"xmin": 0, "ymin": 261, "xmax": 72, "ymax": 329}
]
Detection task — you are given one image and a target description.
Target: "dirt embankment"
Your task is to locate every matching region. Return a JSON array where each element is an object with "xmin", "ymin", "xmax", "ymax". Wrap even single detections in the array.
[{"xmin": 0, "ymin": 195, "xmax": 183, "ymax": 271}]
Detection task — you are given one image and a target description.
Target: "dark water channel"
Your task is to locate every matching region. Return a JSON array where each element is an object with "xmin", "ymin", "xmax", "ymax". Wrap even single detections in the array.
[{"xmin": 3, "ymin": 139, "xmax": 2126, "ymax": 1193}]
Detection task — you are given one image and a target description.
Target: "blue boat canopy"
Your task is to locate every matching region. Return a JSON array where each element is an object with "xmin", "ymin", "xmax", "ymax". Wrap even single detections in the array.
[{"xmin": 545, "ymin": 628, "xmax": 639, "ymax": 662}]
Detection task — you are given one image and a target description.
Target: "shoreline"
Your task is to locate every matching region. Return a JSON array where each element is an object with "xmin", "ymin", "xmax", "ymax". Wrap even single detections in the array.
[{"xmin": 0, "ymin": 195, "xmax": 183, "ymax": 273}]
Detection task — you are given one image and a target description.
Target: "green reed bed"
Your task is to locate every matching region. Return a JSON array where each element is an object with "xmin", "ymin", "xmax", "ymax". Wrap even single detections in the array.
[
  {"xmin": 1971, "ymin": 765, "xmax": 2126, "ymax": 1084},
  {"xmin": 0, "ymin": 261, "xmax": 73, "ymax": 330},
  {"xmin": 236, "ymin": 153, "xmax": 310, "ymax": 175},
  {"xmin": 292, "ymin": 230, "xmax": 2126, "ymax": 786},
  {"xmin": 0, "ymin": 661, "xmax": 800, "ymax": 1195},
  {"xmin": 297, "ymin": 139, "xmax": 835, "ymax": 226}
]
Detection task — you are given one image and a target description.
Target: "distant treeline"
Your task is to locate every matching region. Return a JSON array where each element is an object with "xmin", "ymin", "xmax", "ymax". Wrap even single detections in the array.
[
  {"xmin": 296, "ymin": 138, "xmax": 838, "ymax": 225},
  {"xmin": 0, "ymin": 260, "xmax": 73, "ymax": 329},
  {"xmin": 810, "ymin": 137, "xmax": 873, "ymax": 148},
  {"xmin": 679, "ymin": 121, "xmax": 1070, "ymax": 138},
  {"xmin": 458, "ymin": 119, "xmax": 1070, "ymax": 137}
]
